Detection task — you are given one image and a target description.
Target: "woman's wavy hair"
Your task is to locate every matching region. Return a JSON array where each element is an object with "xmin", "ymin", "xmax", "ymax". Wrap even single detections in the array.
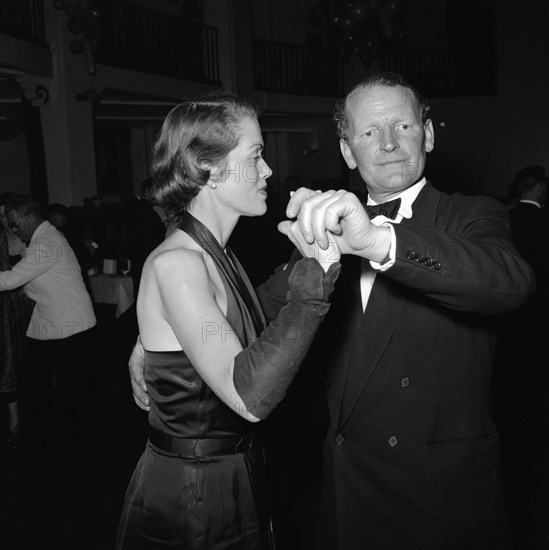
[{"xmin": 148, "ymin": 92, "xmax": 259, "ymax": 215}]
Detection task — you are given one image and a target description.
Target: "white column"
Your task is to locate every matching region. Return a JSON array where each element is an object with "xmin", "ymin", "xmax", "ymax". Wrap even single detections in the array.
[{"xmin": 40, "ymin": 2, "xmax": 98, "ymax": 206}]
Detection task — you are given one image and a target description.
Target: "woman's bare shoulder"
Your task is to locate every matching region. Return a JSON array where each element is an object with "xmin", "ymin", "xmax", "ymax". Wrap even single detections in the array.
[
  {"xmin": 150, "ymin": 245, "xmax": 207, "ymax": 281},
  {"xmin": 148, "ymin": 231, "xmax": 205, "ymax": 274}
]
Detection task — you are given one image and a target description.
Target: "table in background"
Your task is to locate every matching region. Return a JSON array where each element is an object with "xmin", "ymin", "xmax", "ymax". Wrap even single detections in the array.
[{"xmin": 89, "ymin": 274, "xmax": 134, "ymax": 318}]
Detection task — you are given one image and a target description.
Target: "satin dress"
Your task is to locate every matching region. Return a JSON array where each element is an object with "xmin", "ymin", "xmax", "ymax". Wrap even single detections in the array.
[{"xmin": 117, "ymin": 214, "xmax": 272, "ymax": 550}]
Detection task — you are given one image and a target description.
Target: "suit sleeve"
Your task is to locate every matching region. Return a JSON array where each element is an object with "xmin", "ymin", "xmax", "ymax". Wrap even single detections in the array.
[
  {"xmin": 387, "ymin": 196, "xmax": 535, "ymax": 314},
  {"xmin": 0, "ymin": 241, "xmax": 56, "ymax": 291}
]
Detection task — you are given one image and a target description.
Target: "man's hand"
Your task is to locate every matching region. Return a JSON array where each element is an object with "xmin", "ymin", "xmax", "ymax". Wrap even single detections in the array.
[
  {"xmin": 129, "ymin": 338, "xmax": 150, "ymax": 411},
  {"xmin": 284, "ymin": 188, "xmax": 391, "ymax": 263}
]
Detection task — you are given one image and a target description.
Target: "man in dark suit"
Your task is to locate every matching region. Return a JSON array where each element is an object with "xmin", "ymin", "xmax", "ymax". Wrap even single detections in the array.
[
  {"xmin": 495, "ymin": 165, "xmax": 549, "ymax": 549},
  {"xmin": 507, "ymin": 165, "xmax": 548, "ymax": 300},
  {"xmin": 498, "ymin": 165, "xmax": 548, "ymax": 419},
  {"xmin": 122, "ymin": 178, "xmax": 167, "ymax": 299},
  {"xmin": 129, "ymin": 72, "xmax": 534, "ymax": 549},
  {"xmin": 266, "ymin": 72, "xmax": 534, "ymax": 549}
]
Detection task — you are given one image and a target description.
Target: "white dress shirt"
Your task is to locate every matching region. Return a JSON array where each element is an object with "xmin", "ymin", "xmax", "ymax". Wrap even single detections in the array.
[
  {"xmin": 360, "ymin": 178, "xmax": 427, "ymax": 311},
  {"xmin": 0, "ymin": 221, "xmax": 96, "ymax": 340}
]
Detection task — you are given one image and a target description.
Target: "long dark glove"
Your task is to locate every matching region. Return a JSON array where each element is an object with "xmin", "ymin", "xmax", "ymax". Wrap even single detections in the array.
[
  {"xmin": 234, "ymin": 257, "xmax": 340, "ymax": 419},
  {"xmin": 256, "ymin": 248, "xmax": 303, "ymax": 322}
]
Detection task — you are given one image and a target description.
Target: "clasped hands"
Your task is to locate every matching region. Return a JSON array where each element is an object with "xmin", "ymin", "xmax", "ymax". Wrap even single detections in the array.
[{"xmin": 278, "ymin": 188, "xmax": 392, "ymax": 265}]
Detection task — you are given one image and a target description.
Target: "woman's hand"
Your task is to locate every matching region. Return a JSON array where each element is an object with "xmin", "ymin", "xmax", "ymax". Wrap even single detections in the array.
[{"xmin": 278, "ymin": 219, "xmax": 341, "ymax": 272}]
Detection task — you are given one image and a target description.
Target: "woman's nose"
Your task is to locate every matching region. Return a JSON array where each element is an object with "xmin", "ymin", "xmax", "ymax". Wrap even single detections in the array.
[{"xmin": 260, "ymin": 158, "xmax": 273, "ymax": 179}]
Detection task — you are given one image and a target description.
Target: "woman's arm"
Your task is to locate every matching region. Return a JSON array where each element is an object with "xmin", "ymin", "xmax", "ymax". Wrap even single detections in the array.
[{"xmin": 144, "ymin": 228, "xmax": 339, "ymax": 422}]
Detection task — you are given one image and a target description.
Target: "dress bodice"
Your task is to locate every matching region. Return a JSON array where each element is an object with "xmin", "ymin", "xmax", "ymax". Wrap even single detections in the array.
[{"xmin": 144, "ymin": 219, "xmax": 265, "ymax": 439}]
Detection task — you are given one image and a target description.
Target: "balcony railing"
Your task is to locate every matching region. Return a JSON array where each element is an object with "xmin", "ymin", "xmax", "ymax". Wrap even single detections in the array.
[
  {"xmin": 0, "ymin": 0, "xmax": 46, "ymax": 46},
  {"xmin": 253, "ymin": 38, "xmax": 344, "ymax": 98},
  {"xmin": 379, "ymin": 50, "xmax": 449, "ymax": 97},
  {"xmin": 96, "ymin": 0, "xmax": 220, "ymax": 85},
  {"xmin": 380, "ymin": 49, "xmax": 496, "ymax": 97}
]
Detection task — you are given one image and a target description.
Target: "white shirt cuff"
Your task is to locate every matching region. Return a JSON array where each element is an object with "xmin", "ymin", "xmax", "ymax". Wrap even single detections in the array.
[{"xmin": 370, "ymin": 223, "xmax": 396, "ymax": 272}]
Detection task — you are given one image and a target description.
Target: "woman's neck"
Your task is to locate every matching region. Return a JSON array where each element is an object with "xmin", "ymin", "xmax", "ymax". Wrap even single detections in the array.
[{"xmin": 187, "ymin": 201, "xmax": 239, "ymax": 249}]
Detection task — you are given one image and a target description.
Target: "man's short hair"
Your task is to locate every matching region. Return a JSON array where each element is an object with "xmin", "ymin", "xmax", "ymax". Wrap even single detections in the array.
[
  {"xmin": 4, "ymin": 194, "xmax": 44, "ymax": 219},
  {"xmin": 334, "ymin": 71, "xmax": 431, "ymax": 141},
  {"xmin": 0, "ymin": 191, "xmax": 16, "ymax": 208},
  {"xmin": 512, "ymin": 165, "xmax": 548, "ymax": 196},
  {"xmin": 47, "ymin": 203, "xmax": 70, "ymax": 227}
]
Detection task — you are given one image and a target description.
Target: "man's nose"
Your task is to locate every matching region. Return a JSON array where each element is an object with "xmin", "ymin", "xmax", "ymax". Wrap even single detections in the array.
[{"xmin": 380, "ymin": 128, "xmax": 399, "ymax": 153}]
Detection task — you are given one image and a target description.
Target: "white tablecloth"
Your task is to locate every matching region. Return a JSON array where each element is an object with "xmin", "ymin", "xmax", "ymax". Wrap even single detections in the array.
[{"xmin": 89, "ymin": 275, "xmax": 134, "ymax": 318}]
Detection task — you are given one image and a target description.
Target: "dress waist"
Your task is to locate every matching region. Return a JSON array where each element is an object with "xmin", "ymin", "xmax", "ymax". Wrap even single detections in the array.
[{"xmin": 148, "ymin": 426, "xmax": 257, "ymax": 457}]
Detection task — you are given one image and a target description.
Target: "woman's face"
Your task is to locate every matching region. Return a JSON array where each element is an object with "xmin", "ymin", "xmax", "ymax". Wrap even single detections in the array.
[{"xmin": 214, "ymin": 117, "xmax": 272, "ymax": 217}]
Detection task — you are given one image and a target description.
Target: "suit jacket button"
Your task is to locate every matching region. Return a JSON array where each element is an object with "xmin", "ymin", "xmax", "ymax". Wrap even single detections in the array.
[
  {"xmin": 424, "ymin": 257, "xmax": 433, "ymax": 266},
  {"xmin": 434, "ymin": 262, "xmax": 441, "ymax": 270},
  {"xmin": 400, "ymin": 377, "xmax": 410, "ymax": 388},
  {"xmin": 335, "ymin": 434, "xmax": 344, "ymax": 445},
  {"xmin": 388, "ymin": 435, "xmax": 398, "ymax": 447},
  {"xmin": 416, "ymin": 254, "xmax": 425, "ymax": 262},
  {"xmin": 406, "ymin": 251, "xmax": 417, "ymax": 260}
]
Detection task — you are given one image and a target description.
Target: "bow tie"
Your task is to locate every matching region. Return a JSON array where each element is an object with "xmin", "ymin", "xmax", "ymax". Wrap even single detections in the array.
[{"xmin": 365, "ymin": 198, "xmax": 402, "ymax": 220}]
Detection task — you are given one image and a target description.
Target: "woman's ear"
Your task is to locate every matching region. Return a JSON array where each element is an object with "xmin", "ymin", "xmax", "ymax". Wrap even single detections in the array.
[{"xmin": 203, "ymin": 164, "xmax": 220, "ymax": 188}]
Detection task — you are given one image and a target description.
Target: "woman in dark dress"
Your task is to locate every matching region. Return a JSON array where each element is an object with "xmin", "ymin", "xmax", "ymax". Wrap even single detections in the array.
[
  {"xmin": 116, "ymin": 93, "xmax": 340, "ymax": 549},
  {"xmin": 0, "ymin": 212, "xmax": 33, "ymax": 451}
]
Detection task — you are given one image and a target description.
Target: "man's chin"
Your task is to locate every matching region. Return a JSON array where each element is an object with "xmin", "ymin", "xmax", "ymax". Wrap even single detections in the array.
[{"xmin": 381, "ymin": 172, "xmax": 421, "ymax": 191}]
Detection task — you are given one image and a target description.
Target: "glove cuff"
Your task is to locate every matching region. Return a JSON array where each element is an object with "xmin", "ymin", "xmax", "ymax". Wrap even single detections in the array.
[{"xmin": 288, "ymin": 257, "xmax": 341, "ymax": 303}]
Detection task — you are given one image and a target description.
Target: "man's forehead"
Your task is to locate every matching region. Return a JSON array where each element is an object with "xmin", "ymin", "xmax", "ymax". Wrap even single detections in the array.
[{"xmin": 347, "ymin": 84, "xmax": 420, "ymax": 116}]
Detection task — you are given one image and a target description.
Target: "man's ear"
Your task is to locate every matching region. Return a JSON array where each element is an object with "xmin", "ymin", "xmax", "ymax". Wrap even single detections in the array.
[
  {"xmin": 340, "ymin": 140, "xmax": 357, "ymax": 169},
  {"xmin": 424, "ymin": 119, "xmax": 435, "ymax": 153}
]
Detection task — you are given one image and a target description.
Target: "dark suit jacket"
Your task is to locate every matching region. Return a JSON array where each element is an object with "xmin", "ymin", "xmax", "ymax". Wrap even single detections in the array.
[
  {"xmin": 122, "ymin": 198, "xmax": 166, "ymax": 297},
  {"xmin": 508, "ymin": 201, "xmax": 549, "ymax": 326},
  {"xmin": 257, "ymin": 182, "xmax": 534, "ymax": 550}
]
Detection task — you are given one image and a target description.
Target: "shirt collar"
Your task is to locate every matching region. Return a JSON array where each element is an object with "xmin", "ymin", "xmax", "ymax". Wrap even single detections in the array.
[
  {"xmin": 29, "ymin": 220, "xmax": 50, "ymax": 242},
  {"xmin": 367, "ymin": 177, "xmax": 427, "ymax": 220},
  {"xmin": 518, "ymin": 199, "xmax": 542, "ymax": 209}
]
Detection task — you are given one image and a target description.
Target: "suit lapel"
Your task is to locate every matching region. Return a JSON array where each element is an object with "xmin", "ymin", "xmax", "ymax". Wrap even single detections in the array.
[
  {"xmin": 336, "ymin": 275, "xmax": 407, "ymax": 431},
  {"xmin": 336, "ymin": 182, "xmax": 441, "ymax": 431},
  {"xmin": 326, "ymin": 255, "xmax": 363, "ymax": 411}
]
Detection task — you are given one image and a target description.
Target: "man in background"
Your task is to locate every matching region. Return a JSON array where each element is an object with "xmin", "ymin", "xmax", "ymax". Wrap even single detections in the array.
[{"xmin": 0, "ymin": 195, "xmax": 96, "ymax": 446}]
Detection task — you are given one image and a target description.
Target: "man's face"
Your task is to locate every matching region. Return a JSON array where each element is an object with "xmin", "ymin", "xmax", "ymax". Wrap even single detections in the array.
[
  {"xmin": 340, "ymin": 84, "xmax": 434, "ymax": 201},
  {"xmin": 6, "ymin": 209, "xmax": 35, "ymax": 243},
  {"xmin": 0, "ymin": 206, "xmax": 7, "ymax": 229}
]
